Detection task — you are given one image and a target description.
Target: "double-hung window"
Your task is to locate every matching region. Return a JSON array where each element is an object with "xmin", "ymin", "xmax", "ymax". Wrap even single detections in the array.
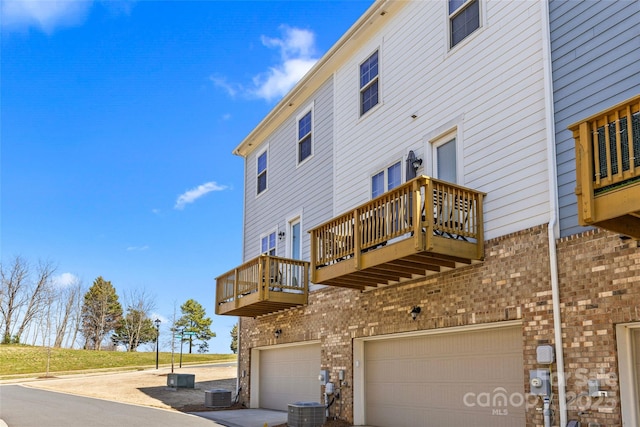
[
  {"xmin": 257, "ymin": 150, "xmax": 268, "ymax": 195},
  {"xmin": 261, "ymin": 232, "xmax": 276, "ymax": 256},
  {"xmin": 371, "ymin": 161, "xmax": 401, "ymax": 198},
  {"xmin": 297, "ymin": 109, "xmax": 313, "ymax": 164},
  {"xmin": 360, "ymin": 50, "xmax": 379, "ymax": 116},
  {"xmin": 449, "ymin": 0, "xmax": 480, "ymax": 48}
]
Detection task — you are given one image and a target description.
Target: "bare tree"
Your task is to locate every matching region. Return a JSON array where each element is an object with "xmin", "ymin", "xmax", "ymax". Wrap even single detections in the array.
[
  {"xmin": 1, "ymin": 256, "xmax": 30, "ymax": 343},
  {"xmin": 14, "ymin": 259, "xmax": 56, "ymax": 343},
  {"xmin": 111, "ymin": 289, "xmax": 156, "ymax": 351},
  {"xmin": 53, "ymin": 280, "xmax": 83, "ymax": 348}
]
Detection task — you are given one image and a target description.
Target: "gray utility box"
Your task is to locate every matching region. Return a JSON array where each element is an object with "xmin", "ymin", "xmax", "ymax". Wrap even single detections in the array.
[
  {"xmin": 287, "ymin": 402, "xmax": 325, "ymax": 427},
  {"xmin": 167, "ymin": 373, "xmax": 195, "ymax": 389},
  {"xmin": 205, "ymin": 389, "xmax": 232, "ymax": 408}
]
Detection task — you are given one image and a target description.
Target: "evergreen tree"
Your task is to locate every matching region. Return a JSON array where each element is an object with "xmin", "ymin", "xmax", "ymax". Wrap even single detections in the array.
[
  {"xmin": 230, "ymin": 322, "xmax": 238, "ymax": 354},
  {"xmin": 80, "ymin": 277, "xmax": 122, "ymax": 350},
  {"xmin": 176, "ymin": 299, "xmax": 214, "ymax": 353}
]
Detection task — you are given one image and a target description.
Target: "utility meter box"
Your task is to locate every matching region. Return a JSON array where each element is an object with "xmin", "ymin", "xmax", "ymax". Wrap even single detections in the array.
[
  {"xmin": 529, "ymin": 369, "xmax": 551, "ymax": 396},
  {"xmin": 167, "ymin": 373, "xmax": 195, "ymax": 389}
]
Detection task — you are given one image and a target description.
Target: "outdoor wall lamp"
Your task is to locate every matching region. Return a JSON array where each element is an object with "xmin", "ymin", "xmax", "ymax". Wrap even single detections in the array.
[
  {"xmin": 406, "ymin": 150, "xmax": 423, "ymax": 181},
  {"xmin": 410, "ymin": 306, "xmax": 421, "ymax": 320},
  {"xmin": 278, "ymin": 231, "xmax": 285, "ymax": 241},
  {"xmin": 274, "ymin": 329, "xmax": 282, "ymax": 338}
]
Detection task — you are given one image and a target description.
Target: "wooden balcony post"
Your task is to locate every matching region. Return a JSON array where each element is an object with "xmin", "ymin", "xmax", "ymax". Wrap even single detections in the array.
[
  {"xmin": 353, "ymin": 208, "xmax": 361, "ymax": 270},
  {"xmin": 424, "ymin": 178, "xmax": 434, "ymax": 251},
  {"xmin": 575, "ymin": 121, "xmax": 594, "ymax": 223},
  {"xmin": 412, "ymin": 179, "xmax": 424, "ymax": 251},
  {"xmin": 258, "ymin": 255, "xmax": 265, "ymax": 300},
  {"xmin": 310, "ymin": 229, "xmax": 317, "ymax": 283},
  {"xmin": 233, "ymin": 268, "xmax": 239, "ymax": 309},
  {"xmin": 476, "ymin": 193, "xmax": 485, "ymax": 260}
]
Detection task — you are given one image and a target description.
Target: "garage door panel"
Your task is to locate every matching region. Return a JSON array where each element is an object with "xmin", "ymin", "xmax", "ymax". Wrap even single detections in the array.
[
  {"xmin": 258, "ymin": 344, "xmax": 321, "ymax": 411},
  {"xmin": 364, "ymin": 326, "xmax": 525, "ymax": 427}
]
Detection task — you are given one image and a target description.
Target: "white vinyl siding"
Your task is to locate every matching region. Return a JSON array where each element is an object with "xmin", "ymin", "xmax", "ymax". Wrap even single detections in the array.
[
  {"xmin": 243, "ymin": 77, "xmax": 334, "ymax": 264},
  {"xmin": 333, "ymin": 0, "xmax": 549, "ymax": 240}
]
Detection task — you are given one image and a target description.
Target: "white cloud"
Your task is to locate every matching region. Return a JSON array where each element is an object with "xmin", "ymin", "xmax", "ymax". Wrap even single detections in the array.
[
  {"xmin": 126, "ymin": 245, "xmax": 149, "ymax": 251},
  {"xmin": 212, "ymin": 25, "xmax": 319, "ymax": 102},
  {"xmin": 174, "ymin": 181, "xmax": 228, "ymax": 210},
  {"xmin": 53, "ymin": 272, "xmax": 79, "ymax": 288},
  {"xmin": 251, "ymin": 25, "xmax": 318, "ymax": 101},
  {"xmin": 1, "ymin": 0, "xmax": 93, "ymax": 34}
]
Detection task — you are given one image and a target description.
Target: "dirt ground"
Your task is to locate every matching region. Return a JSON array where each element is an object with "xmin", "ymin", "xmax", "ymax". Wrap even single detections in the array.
[{"xmin": 12, "ymin": 364, "xmax": 238, "ymax": 412}]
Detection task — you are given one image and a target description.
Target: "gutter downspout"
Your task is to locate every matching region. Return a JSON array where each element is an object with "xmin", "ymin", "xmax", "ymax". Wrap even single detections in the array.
[{"xmin": 541, "ymin": 1, "xmax": 567, "ymax": 426}]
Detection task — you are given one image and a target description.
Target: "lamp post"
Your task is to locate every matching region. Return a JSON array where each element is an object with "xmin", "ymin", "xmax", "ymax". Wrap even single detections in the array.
[
  {"xmin": 179, "ymin": 328, "xmax": 184, "ymax": 368},
  {"xmin": 154, "ymin": 318, "xmax": 161, "ymax": 369}
]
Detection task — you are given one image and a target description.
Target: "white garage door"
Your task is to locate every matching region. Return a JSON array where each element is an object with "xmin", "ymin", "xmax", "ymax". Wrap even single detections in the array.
[
  {"xmin": 258, "ymin": 343, "xmax": 321, "ymax": 411},
  {"xmin": 364, "ymin": 326, "xmax": 525, "ymax": 427}
]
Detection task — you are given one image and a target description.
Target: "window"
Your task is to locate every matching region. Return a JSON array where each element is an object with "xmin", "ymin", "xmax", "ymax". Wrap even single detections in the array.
[
  {"xmin": 360, "ymin": 50, "xmax": 379, "ymax": 116},
  {"xmin": 297, "ymin": 109, "xmax": 313, "ymax": 163},
  {"xmin": 433, "ymin": 137, "xmax": 457, "ymax": 183},
  {"xmin": 372, "ymin": 161, "xmax": 401, "ymax": 198},
  {"xmin": 261, "ymin": 231, "xmax": 276, "ymax": 256},
  {"xmin": 257, "ymin": 150, "xmax": 267, "ymax": 194},
  {"xmin": 449, "ymin": 0, "xmax": 480, "ymax": 48}
]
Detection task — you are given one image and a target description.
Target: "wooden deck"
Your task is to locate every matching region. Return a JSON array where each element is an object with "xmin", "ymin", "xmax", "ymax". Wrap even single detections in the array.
[
  {"xmin": 310, "ymin": 176, "xmax": 485, "ymax": 290},
  {"xmin": 215, "ymin": 255, "xmax": 309, "ymax": 317},
  {"xmin": 570, "ymin": 94, "xmax": 640, "ymax": 238}
]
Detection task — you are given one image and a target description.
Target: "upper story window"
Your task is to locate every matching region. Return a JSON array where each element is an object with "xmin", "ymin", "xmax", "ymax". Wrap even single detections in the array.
[
  {"xmin": 449, "ymin": 0, "xmax": 480, "ymax": 48},
  {"xmin": 257, "ymin": 150, "xmax": 268, "ymax": 195},
  {"xmin": 372, "ymin": 161, "xmax": 401, "ymax": 198},
  {"xmin": 297, "ymin": 108, "xmax": 313, "ymax": 164},
  {"xmin": 261, "ymin": 231, "xmax": 276, "ymax": 256},
  {"xmin": 360, "ymin": 50, "xmax": 379, "ymax": 116}
]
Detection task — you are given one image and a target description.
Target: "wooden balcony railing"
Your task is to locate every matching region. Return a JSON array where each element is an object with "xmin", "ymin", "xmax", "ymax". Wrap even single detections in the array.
[
  {"xmin": 570, "ymin": 94, "xmax": 640, "ymax": 238},
  {"xmin": 310, "ymin": 176, "xmax": 485, "ymax": 289},
  {"xmin": 215, "ymin": 255, "xmax": 309, "ymax": 317}
]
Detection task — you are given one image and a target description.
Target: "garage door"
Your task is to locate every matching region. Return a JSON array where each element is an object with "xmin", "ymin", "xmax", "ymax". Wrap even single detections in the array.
[
  {"xmin": 258, "ymin": 343, "xmax": 321, "ymax": 411},
  {"xmin": 364, "ymin": 326, "xmax": 524, "ymax": 427}
]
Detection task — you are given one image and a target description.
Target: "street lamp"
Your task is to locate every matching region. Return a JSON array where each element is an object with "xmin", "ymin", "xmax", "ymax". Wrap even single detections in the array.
[
  {"xmin": 179, "ymin": 327, "xmax": 185, "ymax": 368},
  {"xmin": 154, "ymin": 318, "xmax": 161, "ymax": 369}
]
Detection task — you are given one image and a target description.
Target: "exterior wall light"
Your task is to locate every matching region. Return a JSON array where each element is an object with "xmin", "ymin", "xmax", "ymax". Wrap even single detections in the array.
[
  {"xmin": 274, "ymin": 328, "xmax": 282, "ymax": 338},
  {"xmin": 410, "ymin": 306, "xmax": 421, "ymax": 320}
]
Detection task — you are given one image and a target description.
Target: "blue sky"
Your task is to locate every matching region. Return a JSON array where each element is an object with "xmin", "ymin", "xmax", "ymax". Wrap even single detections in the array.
[{"xmin": 1, "ymin": 0, "xmax": 373, "ymax": 353}]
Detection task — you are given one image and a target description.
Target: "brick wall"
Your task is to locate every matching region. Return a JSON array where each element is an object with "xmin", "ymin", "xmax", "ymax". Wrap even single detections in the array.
[{"xmin": 237, "ymin": 225, "xmax": 640, "ymax": 426}]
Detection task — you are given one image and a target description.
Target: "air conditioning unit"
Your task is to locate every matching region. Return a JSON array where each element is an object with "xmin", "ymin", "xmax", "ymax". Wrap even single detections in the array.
[
  {"xmin": 205, "ymin": 389, "xmax": 232, "ymax": 408},
  {"xmin": 287, "ymin": 402, "xmax": 325, "ymax": 427}
]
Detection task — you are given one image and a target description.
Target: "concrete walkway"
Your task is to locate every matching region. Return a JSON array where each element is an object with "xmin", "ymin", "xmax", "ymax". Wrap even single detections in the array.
[{"xmin": 192, "ymin": 409, "xmax": 287, "ymax": 427}]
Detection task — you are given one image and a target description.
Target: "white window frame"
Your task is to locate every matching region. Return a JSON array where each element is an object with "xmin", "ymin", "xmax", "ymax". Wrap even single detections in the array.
[
  {"xmin": 359, "ymin": 49, "xmax": 381, "ymax": 117},
  {"xmin": 448, "ymin": 0, "xmax": 482, "ymax": 50},
  {"xmin": 370, "ymin": 159, "xmax": 402, "ymax": 199},
  {"xmin": 256, "ymin": 146, "xmax": 269, "ymax": 196},
  {"xmin": 260, "ymin": 229, "xmax": 277, "ymax": 256},
  {"xmin": 296, "ymin": 104, "xmax": 314, "ymax": 167},
  {"xmin": 286, "ymin": 211, "xmax": 303, "ymax": 260},
  {"xmin": 431, "ymin": 131, "xmax": 458, "ymax": 184}
]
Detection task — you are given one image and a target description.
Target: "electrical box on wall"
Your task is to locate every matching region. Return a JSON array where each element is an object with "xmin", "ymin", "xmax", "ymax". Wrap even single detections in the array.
[
  {"xmin": 319, "ymin": 370, "xmax": 329, "ymax": 384},
  {"xmin": 529, "ymin": 369, "xmax": 551, "ymax": 396},
  {"xmin": 536, "ymin": 345, "xmax": 555, "ymax": 364}
]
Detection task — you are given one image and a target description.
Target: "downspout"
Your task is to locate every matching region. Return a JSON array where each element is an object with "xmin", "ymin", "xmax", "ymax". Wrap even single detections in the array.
[
  {"xmin": 235, "ymin": 154, "xmax": 249, "ymax": 403},
  {"xmin": 541, "ymin": 1, "xmax": 567, "ymax": 426}
]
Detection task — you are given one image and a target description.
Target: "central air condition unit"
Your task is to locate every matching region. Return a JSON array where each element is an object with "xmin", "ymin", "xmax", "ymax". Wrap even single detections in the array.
[
  {"xmin": 204, "ymin": 389, "xmax": 232, "ymax": 408},
  {"xmin": 287, "ymin": 402, "xmax": 325, "ymax": 427}
]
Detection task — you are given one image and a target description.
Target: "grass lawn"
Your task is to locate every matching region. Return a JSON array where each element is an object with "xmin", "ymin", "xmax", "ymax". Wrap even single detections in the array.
[{"xmin": 0, "ymin": 344, "xmax": 236, "ymax": 378}]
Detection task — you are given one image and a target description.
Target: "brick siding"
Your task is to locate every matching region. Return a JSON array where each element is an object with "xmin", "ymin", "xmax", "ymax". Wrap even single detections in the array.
[{"xmin": 237, "ymin": 224, "xmax": 639, "ymax": 426}]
